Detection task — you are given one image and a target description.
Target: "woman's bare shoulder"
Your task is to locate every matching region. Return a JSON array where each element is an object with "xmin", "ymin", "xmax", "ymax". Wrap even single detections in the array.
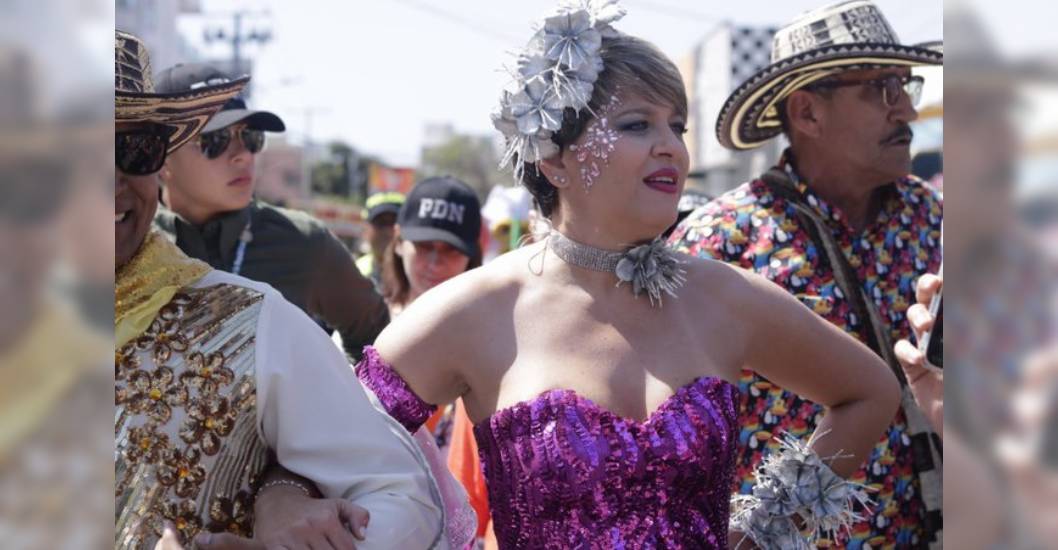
[
  {"xmin": 681, "ymin": 253, "xmax": 754, "ymax": 294},
  {"xmin": 678, "ymin": 252, "xmax": 791, "ymax": 320}
]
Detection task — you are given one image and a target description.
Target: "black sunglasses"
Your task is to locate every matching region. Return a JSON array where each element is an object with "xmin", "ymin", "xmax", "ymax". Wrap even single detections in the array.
[
  {"xmin": 197, "ymin": 125, "xmax": 265, "ymax": 159},
  {"xmin": 809, "ymin": 74, "xmax": 925, "ymax": 108},
  {"xmin": 116, "ymin": 125, "xmax": 172, "ymax": 176}
]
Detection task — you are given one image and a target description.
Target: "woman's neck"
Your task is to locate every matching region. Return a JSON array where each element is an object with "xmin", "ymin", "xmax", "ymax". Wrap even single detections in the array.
[{"xmin": 551, "ymin": 218, "xmax": 657, "ymax": 251}]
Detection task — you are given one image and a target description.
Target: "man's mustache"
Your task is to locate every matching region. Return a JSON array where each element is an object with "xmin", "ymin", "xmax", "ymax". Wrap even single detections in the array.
[{"xmin": 881, "ymin": 125, "xmax": 914, "ymax": 145}]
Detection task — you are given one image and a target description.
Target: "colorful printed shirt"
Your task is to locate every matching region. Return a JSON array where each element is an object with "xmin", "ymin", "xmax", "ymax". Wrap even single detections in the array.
[{"xmin": 669, "ymin": 157, "xmax": 942, "ymax": 549}]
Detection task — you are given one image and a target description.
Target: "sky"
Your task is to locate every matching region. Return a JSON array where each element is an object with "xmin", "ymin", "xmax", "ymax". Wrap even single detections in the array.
[{"xmin": 178, "ymin": 0, "xmax": 943, "ymax": 167}]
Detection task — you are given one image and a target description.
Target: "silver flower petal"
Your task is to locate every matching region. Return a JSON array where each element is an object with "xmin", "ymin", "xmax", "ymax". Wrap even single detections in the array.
[
  {"xmin": 588, "ymin": 0, "xmax": 627, "ymax": 26},
  {"xmin": 518, "ymin": 53, "xmax": 554, "ymax": 83},
  {"xmin": 731, "ymin": 432, "xmax": 873, "ymax": 549},
  {"xmin": 492, "ymin": 113, "xmax": 518, "ymax": 138},
  {"xmin": 641, "ymin": 256, "xmax": 659, "ymax": 278},
  {"xmin": 544, "ymin": 9, "xmax": 592, "ymax": 37},
  {"xmin": 510, "ymin": 80, "xmax": 563, "ymax": 135},
  {"xmin": 542, "ymin": 11, "xmax": 602, "ymax": 69},
  {"xmin": 615, "ymin": 257, "xmax": 636, "ymax": 282}
]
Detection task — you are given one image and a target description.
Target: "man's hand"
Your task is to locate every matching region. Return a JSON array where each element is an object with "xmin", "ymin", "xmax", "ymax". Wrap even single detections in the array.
[
  {"xmin": 894, "ymin": 273, "xmax": 943, "ymax": 436},
  {"xmin": 250, "ymin": 485, "xmax": 370, "ymax": 550}
]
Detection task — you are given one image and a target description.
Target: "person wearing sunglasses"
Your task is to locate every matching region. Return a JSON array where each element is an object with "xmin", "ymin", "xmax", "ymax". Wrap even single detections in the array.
[
  {"xmin": 152, "ymin": 63, "xmax": 388, "ymax": 363},
  {"xmin": 669, "ymin": 1, "xmax": 945, "ymax": 548},
  {"xmin": 115, "ymin": 32, "xmax": 446, "ymax": 550}
]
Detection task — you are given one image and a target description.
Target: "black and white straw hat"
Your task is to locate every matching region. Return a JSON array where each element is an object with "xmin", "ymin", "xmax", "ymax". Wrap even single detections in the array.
[
  {"xmin": 715, "ymin": 0, "xmax": 942, "ymax": 151},
  {"xmin": 115, "ymin": 31, "xmax": 249, "ymax": 154}
]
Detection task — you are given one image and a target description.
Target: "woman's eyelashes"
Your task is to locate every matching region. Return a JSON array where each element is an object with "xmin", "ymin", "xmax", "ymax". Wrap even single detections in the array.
[
  {"xmin": 616, "ymin": 119, "xmax": 688, "ymax": 137},
  {"xmin": 618, "ymin": 119, "xmax": 649, "ymax": 132}
]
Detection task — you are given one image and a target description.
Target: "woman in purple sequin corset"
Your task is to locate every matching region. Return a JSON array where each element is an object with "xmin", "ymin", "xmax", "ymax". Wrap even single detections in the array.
[{"xmin": 352, "ymin": 4, "xmax": 901, "ymax": 549}]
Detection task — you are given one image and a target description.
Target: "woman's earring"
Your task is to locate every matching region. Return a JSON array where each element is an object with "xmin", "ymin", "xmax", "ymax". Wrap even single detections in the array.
[{"xmin": 552, "ymin": 174, "xmax": 567, "ymax": 186}]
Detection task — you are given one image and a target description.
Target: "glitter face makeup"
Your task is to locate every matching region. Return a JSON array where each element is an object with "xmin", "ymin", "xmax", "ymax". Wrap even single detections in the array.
[{"xmin": 568, "ymin": 94, "xmax": 621, "ymax": 191}]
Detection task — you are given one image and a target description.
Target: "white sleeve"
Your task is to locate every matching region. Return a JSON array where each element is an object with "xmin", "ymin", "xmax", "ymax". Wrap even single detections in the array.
[{"xmin": 253, "ymin": 291, "xmax": 444, "ymax": 549}]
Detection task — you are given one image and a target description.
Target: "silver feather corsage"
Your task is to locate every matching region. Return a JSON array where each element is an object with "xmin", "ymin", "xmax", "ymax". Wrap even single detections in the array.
[
  {"xmin": 730, "ymin": 433, "xmax": 873, "ymax": 550},
  {"xmin": 614, "ymin": 239, "xmax": 687, "ymax": 306}
]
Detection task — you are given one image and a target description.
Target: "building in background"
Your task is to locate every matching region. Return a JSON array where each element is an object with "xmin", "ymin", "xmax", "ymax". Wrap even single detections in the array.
[{"xmin": 684, "ymin": 23, "xmax": 781, "ymax": 198}]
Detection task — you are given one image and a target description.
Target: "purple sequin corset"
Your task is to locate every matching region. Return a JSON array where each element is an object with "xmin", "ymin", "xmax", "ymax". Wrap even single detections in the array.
[{"xmin": 357, "ymin": 346, "xmax": 741, "ymax": 549}]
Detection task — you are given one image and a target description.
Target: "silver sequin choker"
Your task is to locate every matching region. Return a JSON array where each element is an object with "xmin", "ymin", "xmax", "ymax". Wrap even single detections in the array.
[{"xmin": 548, "ymin": 231, "xmax": 687, "ymax": 307}]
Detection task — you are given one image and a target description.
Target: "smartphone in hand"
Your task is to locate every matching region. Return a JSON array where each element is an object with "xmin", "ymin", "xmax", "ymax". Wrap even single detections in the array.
[{"xmin": 918, "ymin": 292, "xmax": 943, "ymax": 370}]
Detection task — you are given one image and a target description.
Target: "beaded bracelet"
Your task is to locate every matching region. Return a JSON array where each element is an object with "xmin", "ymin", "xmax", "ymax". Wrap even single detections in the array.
[
  {"xmin": 730, "ymin": 432, "xmax": 873, "ymax": 550},
  {"xmin": 259, "ymin": 478, "xmax": 314, "ymax": 498}
]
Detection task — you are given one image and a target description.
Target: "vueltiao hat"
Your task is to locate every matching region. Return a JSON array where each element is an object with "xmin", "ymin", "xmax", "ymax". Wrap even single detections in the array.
[
  {"xmin": 715, "ymin": 0, "xmax": 942, "ymax": 151},
  {"xmin": 115, "ymin": 30, "xmax": 249, "ymax": 154}
]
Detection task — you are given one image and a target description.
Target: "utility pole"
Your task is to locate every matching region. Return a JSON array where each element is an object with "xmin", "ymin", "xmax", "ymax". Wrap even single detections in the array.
[
  {"xmin": 203, "ymin": 10, "xmax": 271, "ymax": 99},
  {"xmin": 287, "ymin": 106, "xmax": 332, "ymax": 199}
]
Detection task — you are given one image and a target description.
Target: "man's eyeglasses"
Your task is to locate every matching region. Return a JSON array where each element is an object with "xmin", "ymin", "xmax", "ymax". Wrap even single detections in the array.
[
  {"xmin": 116, "ymin": 125, "xmax": 171, "ymax": 176},
  {"xmin": 197, "ymin": 125, "xmax": 265, "ymax": 159},
  {"xmin": 808, "ymin": 74, "xmax": 925, "ymax": 108}
]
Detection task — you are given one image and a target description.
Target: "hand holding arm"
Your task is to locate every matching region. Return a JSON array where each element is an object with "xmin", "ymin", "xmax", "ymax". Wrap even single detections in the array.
[{"xmin": 251, "ymin": 465, "xmax": 369, "ymax": 549}]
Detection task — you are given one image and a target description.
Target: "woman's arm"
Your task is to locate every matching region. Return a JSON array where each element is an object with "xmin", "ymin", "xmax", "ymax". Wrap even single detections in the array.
[
  {"xmin": 370, "ymin": 270, "xmax": 495, "ymax": 407},
  {"xmin": 734, "ymin": 268, "xmax": 902, "ymax": 477}
]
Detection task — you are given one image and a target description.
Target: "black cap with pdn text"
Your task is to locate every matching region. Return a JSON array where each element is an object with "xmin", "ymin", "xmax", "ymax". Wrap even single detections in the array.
[{"xmin": 398, "ymin": 176, "xmax": 482, "ymax": 258}]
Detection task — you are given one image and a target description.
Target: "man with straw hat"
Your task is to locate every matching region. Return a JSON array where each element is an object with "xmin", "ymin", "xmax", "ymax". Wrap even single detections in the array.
[
  {"xmin": 114, "ymin": 30, "xmax": 444, "ymax": 549},
  {"xmin": 670, "ymin": 1, "xmax": 943, "ymax": 547}
]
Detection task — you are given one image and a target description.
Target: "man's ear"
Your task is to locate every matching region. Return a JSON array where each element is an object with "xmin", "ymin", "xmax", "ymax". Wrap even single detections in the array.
[
  {"xmin": 158, "ymin": 159, "xmax": 173, "ymax": 184},
  {"xmin": 786, "ymin": 89, "xmax": 826, "ymax": 140},
  {"xmin": 537, "ymin": 153, "xmax": 572, "ymax": 190}
]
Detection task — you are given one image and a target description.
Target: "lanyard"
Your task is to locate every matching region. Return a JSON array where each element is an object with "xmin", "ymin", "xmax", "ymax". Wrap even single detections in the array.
[{"xmin": 231, "ymin": 220, "xmax": 253, "ymax": 275}]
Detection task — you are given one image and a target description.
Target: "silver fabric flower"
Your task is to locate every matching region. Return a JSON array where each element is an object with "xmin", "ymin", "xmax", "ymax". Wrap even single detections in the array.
[
  {"xmin": 491, "ymin": 91, "xmax": 519, "ymax": 138},
  {"xmin": 493, "ymin": 88, "xmax": 559, "ymax": 174},
  {"xmin": 517, "ymin": 53, "xmax": 554, "ymax": 84},
  {"xmin": 553, "ymin": 59, "xmax": 600, "ymax": 110},
  {"xmin": 517, "ymin": 129, "xmax": 559, "ymax": 164},
  {"xmin": 542, "ymin": 9, "xmax": 602, "ymax": 70},
  {"xmin": 493, "ymin": 0, "xmax": 627, "ymax": 177},
  {"xmin": 586, "ymin": 0, "xmax": 626, "ymax": 26},
  {"xmin": 613, "ymin": 239, "xmax": 686, "ymax": 307},
  {"xmin": 509, "ymin": 79, "xmax": 565, "ymax": 135},
  {"xmin": 730, "ymin": 432, "xmax": 873, "ymax": 549}
]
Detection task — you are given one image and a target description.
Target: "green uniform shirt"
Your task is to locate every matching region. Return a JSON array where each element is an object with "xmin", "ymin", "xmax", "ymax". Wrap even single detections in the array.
[{"xmin": 155, "ymin": 201, "xmax": 389, "ymax": 361}]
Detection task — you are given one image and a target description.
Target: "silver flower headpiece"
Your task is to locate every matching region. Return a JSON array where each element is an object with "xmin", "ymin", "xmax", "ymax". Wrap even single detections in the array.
[{"xmin": 492, "ymin": 0, "xmax": 626, "ymax": 181}]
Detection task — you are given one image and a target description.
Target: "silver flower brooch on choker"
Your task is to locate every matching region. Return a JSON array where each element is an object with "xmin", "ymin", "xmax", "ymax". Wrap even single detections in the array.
[{"xmin": 549, "ymin": 231, "xmax": 687, "ymax": 307}]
